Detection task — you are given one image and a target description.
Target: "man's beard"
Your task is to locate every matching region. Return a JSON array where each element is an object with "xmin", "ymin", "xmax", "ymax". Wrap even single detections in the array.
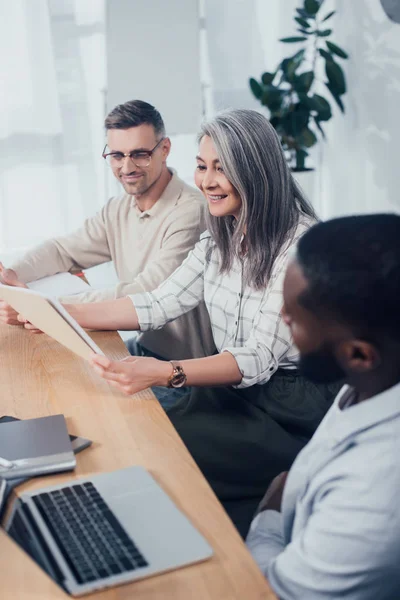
[
  {"xmin": 299, "ymin": 345, "xmax": 346, "ymax": 384},
  {"xmin": 121, "ymin": 175, "xmax": 148, "ymax": 196}
]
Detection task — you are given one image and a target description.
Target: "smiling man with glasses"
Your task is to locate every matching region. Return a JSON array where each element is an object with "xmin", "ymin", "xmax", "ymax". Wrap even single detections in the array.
[
  {"xmin": 0, "ymin": 100, "xmax": 215, "ymax": 368},
  {"xmin": 102, "ymin": 128, "xmax": 168, "ymax": 204}
]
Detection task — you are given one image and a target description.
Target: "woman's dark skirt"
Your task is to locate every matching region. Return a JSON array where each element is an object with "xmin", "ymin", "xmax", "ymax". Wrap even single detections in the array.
[{"xmin": 167, "ymin": 369, "xmax": 341, "ymax": 537}]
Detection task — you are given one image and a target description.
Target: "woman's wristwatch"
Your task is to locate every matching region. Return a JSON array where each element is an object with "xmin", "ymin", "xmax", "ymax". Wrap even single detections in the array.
[{"xmin": 167, "ymin": 360, "xmax": 187, "ymax": 388}]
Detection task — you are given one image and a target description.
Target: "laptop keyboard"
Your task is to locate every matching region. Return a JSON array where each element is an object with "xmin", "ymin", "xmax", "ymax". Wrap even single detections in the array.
[{"xmin": 31, "ymin": 482, "xmax": 148, "ymax": 584}]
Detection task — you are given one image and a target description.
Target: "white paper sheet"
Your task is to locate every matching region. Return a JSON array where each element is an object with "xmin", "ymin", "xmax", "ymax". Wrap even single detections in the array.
[{"xmin": 27, "ymin": 272, "xmax": 89, "ymax": 297}]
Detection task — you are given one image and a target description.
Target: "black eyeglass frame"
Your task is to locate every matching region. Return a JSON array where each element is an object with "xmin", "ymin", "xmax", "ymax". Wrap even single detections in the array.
[{"xmin": 102, "ymin": 137, "xmax": 165, "ymax": 167}]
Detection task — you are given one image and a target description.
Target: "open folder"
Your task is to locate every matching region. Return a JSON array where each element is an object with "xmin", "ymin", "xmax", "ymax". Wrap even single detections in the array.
[{"xmin": 0, "ymin": 284, "xmax": 104, "ymax": 360}]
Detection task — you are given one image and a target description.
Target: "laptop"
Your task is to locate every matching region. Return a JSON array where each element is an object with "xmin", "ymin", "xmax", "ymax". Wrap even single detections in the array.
[{"xmin": 3, "ymin": 465, "xmax": 213, "ymax": 596}]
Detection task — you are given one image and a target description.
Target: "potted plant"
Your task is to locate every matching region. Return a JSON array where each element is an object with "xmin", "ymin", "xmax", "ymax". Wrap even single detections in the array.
[{"xmin": 249, "ymin": 0, "xmax": 349, "ymax": 174}]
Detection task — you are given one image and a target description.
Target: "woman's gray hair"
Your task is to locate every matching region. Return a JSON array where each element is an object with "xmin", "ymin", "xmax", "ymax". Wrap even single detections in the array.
[{"xmin": 199, "ymin": 109, "xmax": 317, "ymax": 289}]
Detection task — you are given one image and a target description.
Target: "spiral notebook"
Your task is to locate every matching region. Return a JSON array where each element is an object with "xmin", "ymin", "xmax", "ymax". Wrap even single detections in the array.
[{"xmin": 0, "ymin": 414, "xmax": 76, "ymax": 480}]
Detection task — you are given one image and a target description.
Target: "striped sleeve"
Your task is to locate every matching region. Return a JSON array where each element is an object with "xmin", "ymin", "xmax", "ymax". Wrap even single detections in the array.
[
  {"xmin": 223, "ymin": 260, "xmax": 294, "ymax": 387},
  {"xmin": 129, "ymin": 233, "xmax": 211, "ymax": 331}
]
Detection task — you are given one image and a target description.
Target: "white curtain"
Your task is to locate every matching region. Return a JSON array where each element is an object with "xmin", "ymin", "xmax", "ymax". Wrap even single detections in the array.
[{"xmin": 0, "ymin": 0, "xmax": 107, "ymax": 261}]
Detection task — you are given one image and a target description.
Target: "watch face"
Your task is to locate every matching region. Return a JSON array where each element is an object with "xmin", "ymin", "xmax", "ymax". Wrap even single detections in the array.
[
  {"xmin": 168, "ymin": 362, "xmax": 187, "ymax": 388},
  {"xmin": 171, "ymin": 372, "xmax": 187, "ymax": 388}
]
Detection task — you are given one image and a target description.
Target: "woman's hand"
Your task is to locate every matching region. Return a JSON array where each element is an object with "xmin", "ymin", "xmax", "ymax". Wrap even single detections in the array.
[
  {"xmin": 89, "ymin": 353, "xmax": 173, "ymax": 395},
  {"xmin": 0, "ymin": 263, "xmax": 28, "ymax": 326},
  {"xmin": 17, "ymin": 314, "xmax": 43, "ymax": 333},
  {"xmin": 0, "ymin": 302, "xmax": 23, "ymax": 326}
]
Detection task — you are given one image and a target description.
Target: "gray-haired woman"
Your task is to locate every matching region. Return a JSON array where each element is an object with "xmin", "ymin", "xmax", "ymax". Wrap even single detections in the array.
[
  {"xmin": 58, "ymin": 109, "xmax": 318, "ymax": 391},
  {"xmin": 25, "ymin": 109, "xmax": 340, "ymax": 535}
]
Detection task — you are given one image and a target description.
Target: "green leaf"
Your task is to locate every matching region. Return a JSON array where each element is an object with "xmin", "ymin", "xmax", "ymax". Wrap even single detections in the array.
[
  {"xmin": 312, "ymin": 94, "xmax": 332, "ymax": 120},
  {"xmin": 297, "ymin": 126, "xmax": 317, "ymax": 148},
  {"xmin": 281, "ymin": 104, "xmax": 310, "ymax": 139},
  {"xmin": 281, "ymin": 58, "xmax": 298, "ymax": 81},
  {"xmin": 313, "ymin": 117, "xmax": 326, "ymax": 139},
  {"xmin": 249, "ymin": 78, "xmax": 262, "ymax": 100},
  {"xmin": 297, "ymin": 92, "xmax": 315, "ymax": 110},
  {"xmin": 325, "ymin": 60, "xmax": 346, "ymax": 95},
  {"xmin": 297, "ymin": 7, "xmax": 313, "ymax": 18},
  {"xmin": 282, "ymin": 103, "xmax": 310, "ymax": 138},
  {"xmin": 326, "ymin": 41, "xmax": 349, "ymax": 59},
  {"xmin": 261, "ymin": 71, "xmax": 275, "ymax": 85},
  {"xmin": 322, "ymin": 10, "xmax": 335, "ymax": 21},
  {"xmin": 304, "ymin": 0, "xmax": 321, "ymax": 16},
  {"xmin": 319, "ymin": 48, "xmax": 333, "ymax": 62},
  {"xmin": 326, "ymin": 82, "xmax": 345, "ymax": 112},
  {"xmin": 297, "ymin": 28, "xmax": 312, "ymax": 35},
  {"xmin": 280, "ymin": 36, "xmax": 307, "ymax": 43},
  {"xmin": 317, "ymin": 28, "xmax": 332, "ymax": 37},
  {"xmin": 262, "ymin": 86, "xmax": 284, "ymax": 111},
  {"xmin": 293, "ymin": 106, "xmax": 311, "ymax": 134},
  {"xmin": 298, "ymin": 93, "xmax": 332, "ymax": 121},
  {"xmin": 294, "ymin": 71, "xmax": 314, "ymax": 93},
  {"xmin": 280, "ymin": 58, "xmax": 292, "ymax": 79},
  {"xmin": 295, "ymin": 17, "xmax": 310, "ymax": 28},
  {"xmin": 293, "ymin": 49, "xmax": 306, "ymax": 62},
  {"xmin": 280, "ymin": 50, "xmax": 305, "ymax": 83},
  {"xmin": 304, "ymin": 0, "xmax": 319, "ymax": 16},
  {"xmin": 269, "ymin": 116, "xmax": 281, "ymax": 129}
]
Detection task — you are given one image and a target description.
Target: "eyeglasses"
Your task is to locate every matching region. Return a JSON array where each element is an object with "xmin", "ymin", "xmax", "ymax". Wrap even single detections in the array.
[{"xmin": 102, "ymin": 137, "xmax": 165, "ymax": 168}]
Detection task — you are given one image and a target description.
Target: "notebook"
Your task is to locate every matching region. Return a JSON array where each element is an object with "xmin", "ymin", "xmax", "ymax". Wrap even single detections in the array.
[
  {"xmin": 0, "ymin": 415, "xmax": 76, "ymax": 480},
  {"xmin": 0, "ymin": 284, "xmax": 104, "ymax": 360},
  {"xmin": 0, "ymin": 415, "xmax": 92, "ymax": 455},
  {"xmin": 0, "ymin": 416, "xmax": 91, "ymax": 521}
]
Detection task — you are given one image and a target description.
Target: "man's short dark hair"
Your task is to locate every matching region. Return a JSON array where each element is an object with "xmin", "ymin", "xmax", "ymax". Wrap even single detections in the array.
[
  {"xmin": 104, "ymin": 100, "xmax": 165, "ymax": 137},
  {"xmin": 296, "ymin": 214, "xmax": 400, "ymax": 342}
]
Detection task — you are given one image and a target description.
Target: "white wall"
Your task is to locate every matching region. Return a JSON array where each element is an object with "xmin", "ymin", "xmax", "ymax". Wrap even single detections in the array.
[
  {"xmin": 204, "ymin": 0, "xmax": 265, "ymax": 112},
  {"xmin": 106, "ymin": 0, "xmax": 202, "ymax": 135}
]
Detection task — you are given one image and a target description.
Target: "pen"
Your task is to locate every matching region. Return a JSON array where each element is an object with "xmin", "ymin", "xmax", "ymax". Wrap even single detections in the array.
[{"xmin": 0, "ymin": 456, "xmax": 14, "ymax": 469}]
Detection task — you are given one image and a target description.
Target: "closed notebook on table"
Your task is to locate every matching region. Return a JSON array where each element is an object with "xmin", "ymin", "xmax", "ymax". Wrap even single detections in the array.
[{"xmin": 0, "ymin": 414, "xmax": 76, "ymax": 480}]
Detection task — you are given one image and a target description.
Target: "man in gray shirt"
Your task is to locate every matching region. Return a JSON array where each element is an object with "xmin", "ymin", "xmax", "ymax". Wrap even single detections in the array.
[
  {"xmin": 247, "ymin": 214, "xmax": 400, "ymax": 599},
  {"xmin": 0, "ymin": 100, "xmax": 214, "ymax": 361}
]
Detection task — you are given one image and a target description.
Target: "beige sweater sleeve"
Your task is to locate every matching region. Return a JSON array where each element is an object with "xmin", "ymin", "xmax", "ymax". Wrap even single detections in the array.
[
  {"xmin": 10, "ymin": 204, "xmax": 112, "ymax": 284},
  {"xmin": 62, "ymin": 201, "xmax": 206, "ymax": 304}
]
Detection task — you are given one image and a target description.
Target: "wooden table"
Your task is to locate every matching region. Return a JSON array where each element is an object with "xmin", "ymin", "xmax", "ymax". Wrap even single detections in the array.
[{"xmin": 0, "ymin": 325, "xmax": 276, "ymax": 599}]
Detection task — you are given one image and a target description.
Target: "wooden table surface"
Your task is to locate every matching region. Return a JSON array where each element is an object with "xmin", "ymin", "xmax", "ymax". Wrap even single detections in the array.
[{"xmin": 0, "ymin": 325, "xmax": 276, "ymax": 599}]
